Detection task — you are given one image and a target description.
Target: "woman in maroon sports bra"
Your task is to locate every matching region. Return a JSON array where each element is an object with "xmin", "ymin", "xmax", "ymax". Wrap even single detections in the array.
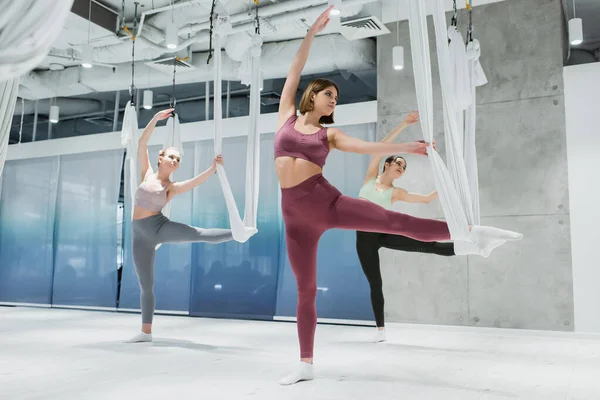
[{"xmin": 274, "ymin": 5, "xmax": 520, "ymax": 386}]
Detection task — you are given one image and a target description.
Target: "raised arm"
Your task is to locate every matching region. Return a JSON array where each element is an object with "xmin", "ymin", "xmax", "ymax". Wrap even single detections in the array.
[
  {"xmin": 276, "ymin": 5, "xmax": 334, "ymax": 131},
  {"xmin": 137, "ymin": 108, "xmax": 173, "ymax": 182},
  {"xmin": 363, "ymin": 111, "xmax": 419, "ymax": 185},
  {"xmin": 392, "ymin": 188, "xmax": 438, "ymax": 204},
  {"xmin": 168, "ymin": 155, "xmax": 222, "ymax": 200},
  {"xmin": 331, "ymin": 127, "xmax": 433, "ymax": 157}
]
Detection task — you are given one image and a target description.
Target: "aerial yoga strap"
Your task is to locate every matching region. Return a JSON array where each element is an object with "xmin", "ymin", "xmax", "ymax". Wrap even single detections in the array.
[
  {"xmin": 210, "ymin": 17, "xmax": 260, "ymax": 243},
  {"xmin": 447, "ymin": 0, "xmax": 487, "ymax": 225},
  {"xmin": 407, "ymin": 0, "xmax": 522, "ymax": 243}
]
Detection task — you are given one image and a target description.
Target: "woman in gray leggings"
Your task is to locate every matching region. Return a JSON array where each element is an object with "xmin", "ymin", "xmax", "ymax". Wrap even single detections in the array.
[{"xmin": 125, "ymin": 108, "xmax": 233, "ymax": 343}]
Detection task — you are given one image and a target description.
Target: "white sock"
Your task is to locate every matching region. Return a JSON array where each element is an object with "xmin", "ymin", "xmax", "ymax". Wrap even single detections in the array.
[
  {"xmin": 369, "ymin": 329, "xmax": 387, "ymax": 343},
  {"xmin": 472, "ymin": 225, "xmax": 523, "ymax": 241},
  {"xmin": 123, "ymin": 331, "xmax": 153, "ymax": 343},
  {"xmin": 454, "ymin": 226, "xmax": 523, "ymax": 258},
  {"xmin": 471, "ymin": 225, "xmax": 523, "ymax": 258},
  {"xmin": 453, "ymin": 239, "xmax": 480, "ymax": 256},
  {"xmin": 278, "ymin": 361, "xmax": 314, "ymax": 386}
]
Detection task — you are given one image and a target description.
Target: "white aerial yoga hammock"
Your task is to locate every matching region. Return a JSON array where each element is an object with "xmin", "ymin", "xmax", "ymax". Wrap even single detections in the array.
[
  {"xmin": 447, "ymin": 19, "xmax": 487, "ymax": 226},
  {"xmin": 464, "ymin": 38, "xmax": 487, "ymax": 225},
  {"xmin": 407, "ymin": 0, "xmax": 522, "ymax": 251},
  {"xmin": 0, "ymin": 0, "xmax": 73, "ymax": 181},
  {"xmin": 121, "ymin": 101, "xmax": 139, "ymax": 219},
  {"xmin": 445, "ymin": 24, "xmax": 475, "ymax": 225},
  {"xmin": 0, "ymin": 78, "xmax": 19, "ymax": 182},
  {"xmin": 209, "ymin": 18, "xmax": 260, "ymax": 243},
  {"xmin": 159, "ymin": 113, "xmax": 183, "ymax": 227},
  {"xmin": 0, "ymin": 0, "xmax": 74, "ymax": 82}
]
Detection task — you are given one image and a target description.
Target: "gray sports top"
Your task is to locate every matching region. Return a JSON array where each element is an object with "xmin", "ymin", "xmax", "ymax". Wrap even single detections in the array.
[{"xmin": 134, "ymin": 179, "xmax": 169, "ymax": 212}]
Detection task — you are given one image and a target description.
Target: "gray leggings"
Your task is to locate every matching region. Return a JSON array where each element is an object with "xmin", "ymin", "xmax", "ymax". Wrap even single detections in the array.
[{"xmin": 132, "ymin": 213, "xmax": 233, "ymax": 324}]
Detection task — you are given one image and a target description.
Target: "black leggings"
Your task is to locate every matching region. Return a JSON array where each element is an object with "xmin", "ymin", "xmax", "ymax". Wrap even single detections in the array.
[{"xmin": 355, "ymin": 231, "xmax": 455, "ymax": 328}]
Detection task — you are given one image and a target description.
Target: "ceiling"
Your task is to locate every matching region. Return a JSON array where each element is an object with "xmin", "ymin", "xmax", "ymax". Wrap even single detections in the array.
[
  {"xmin": 9, "ymin": 0, "xmax": 382, "ymax": 144},
  {"xmin": 9, "ymin": 0, "xmax": 600, "ymax": 144},
  {"xmin": 100, "ymin": 0, "xmax": 262, "ymax": 20}
]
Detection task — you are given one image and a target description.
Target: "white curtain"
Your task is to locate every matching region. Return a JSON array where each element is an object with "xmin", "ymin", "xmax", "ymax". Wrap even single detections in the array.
[
  {"xmin": 0, "ymin": 78, "xmax": 19, "ymax": 180},
  {"xmin": 211, "ymin": 29, "xmax": 260, "ymax": 243},
  {"xmin": 0, "ymin": 0, "xmax": 74, "ymax": 82},
  {"xmin": 0, "ymin": 0, "xmax": 73, "ymax": 181}
]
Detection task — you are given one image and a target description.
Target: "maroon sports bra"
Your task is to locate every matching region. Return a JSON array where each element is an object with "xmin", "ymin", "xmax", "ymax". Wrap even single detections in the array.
[{"xmin": 273, "ymin": 115, "xmax": 330, "ymax": 168}]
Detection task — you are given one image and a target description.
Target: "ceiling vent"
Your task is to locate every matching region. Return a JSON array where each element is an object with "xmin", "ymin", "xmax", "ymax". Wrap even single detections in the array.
[
  {"xmin": 340, "ymin": 16, "xmax": 390, "ymax": 40},
  {"xmin": 146, "ymin": 56, "xmax": 196, "ymax": 75},
  {"xmin": 71, "ymin": 0, "xmax": 119, "ymax": 34}
]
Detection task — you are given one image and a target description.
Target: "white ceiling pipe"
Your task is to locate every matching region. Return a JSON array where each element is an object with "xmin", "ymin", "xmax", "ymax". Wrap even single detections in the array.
[
  {"xmin": 24, "ymin": 0, "xmax": 379, "ymax": 99},
  {"xmin": 19, "ymin": 34, "xmax": 375, "ymax": 100},
  {"xmin": 189, "ymin": 0, "xmax": 377, "ymax": 36},
  {"xmin": 19, "ymin": 67, "xmax": 94, "ymax": 100},
  {"xmin": 136, "ymin": 30, "xmax": 210, "ymax": 55},
  {"xmin": 135, "ymin": 0, "xmax": 207, "ymax": 38},
  {"xmin": 228, "ymin": 0, "xmax": 377, "ymax": 36},
  {"xmin": 91, "ymin": 0, "xmax": 376, "ymax": 66},
  {"xmin": 96, "ymin": 0, "xmax": 323, "ymax": 65},
  {"xmin": 182, "ymin": 0, "xmax": 327, "ymax": 37},
  {"xmin": 91, "ymin": 27, "xmax": 208, "ymax": 65},
  {"xmin": 223, "ymin": 0, "xmax": 377, "ymax": 59}
]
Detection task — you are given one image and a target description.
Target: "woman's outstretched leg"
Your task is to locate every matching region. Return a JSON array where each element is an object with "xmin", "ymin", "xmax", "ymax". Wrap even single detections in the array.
[
  {"xmin": 334, "ymin": 196, "xmax": 521, "ymax": 257},
  {"xmin": 156, "ymin": 218, "xmax": 233, "ymax": 244},
  {"xmin": 332, "ymin": 196, "xmax": 451, "ymax": 241},
  {"xmin": 379, "ymin": 233, "xmax": 455, "ymax": 256}
]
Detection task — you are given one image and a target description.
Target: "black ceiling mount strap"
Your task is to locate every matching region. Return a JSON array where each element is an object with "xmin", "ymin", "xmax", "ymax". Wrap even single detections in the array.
[
  {"xmin": 207, "ymin": 0, "xmax": 217, "ymax": 64},
  {"xmin": 130, "ymin": 2, "xmax": 139, "ymax": 106},
  {"xmin": 451, "ymin": 0, "xmax": 458, "ymax": 27},
  {"xmin": 466, "ymin": 0, "xmax": 474, "ymax": 44},
  {"xmin": 254, "ymin": 1, "xmax": 260, "ymax": 35},
  {"xmin": 170, "ymin": 58, "xmax": 177, "ymax": 110}
]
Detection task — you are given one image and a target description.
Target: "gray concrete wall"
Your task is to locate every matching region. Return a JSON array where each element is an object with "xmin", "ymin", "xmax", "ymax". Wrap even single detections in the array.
[{"xmin": 376, "ymin": 0, "xmax": 573, "ymax": 331}]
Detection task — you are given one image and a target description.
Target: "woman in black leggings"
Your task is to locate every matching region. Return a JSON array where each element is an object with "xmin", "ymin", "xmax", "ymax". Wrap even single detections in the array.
[{"xmin": 356, "ymin": 111, "xmax": 455, "ymax": 343}]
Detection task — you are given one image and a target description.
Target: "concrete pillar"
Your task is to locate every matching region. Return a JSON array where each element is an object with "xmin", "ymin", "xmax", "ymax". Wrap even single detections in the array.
[{"xmin": 376, "ymin": 0, "xmax": 572, "ymax": 331}]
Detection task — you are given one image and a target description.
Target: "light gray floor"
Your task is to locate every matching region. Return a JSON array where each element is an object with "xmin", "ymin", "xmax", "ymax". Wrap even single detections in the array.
[{"xmin": 1, "ymin": 307, "xmax": 599, "ymax": 400}]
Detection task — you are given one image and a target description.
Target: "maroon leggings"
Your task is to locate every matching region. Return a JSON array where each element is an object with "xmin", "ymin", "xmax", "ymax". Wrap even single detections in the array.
[{"xmin": 281, "ymin": 174, "xmax": 451, "ymax": 358}]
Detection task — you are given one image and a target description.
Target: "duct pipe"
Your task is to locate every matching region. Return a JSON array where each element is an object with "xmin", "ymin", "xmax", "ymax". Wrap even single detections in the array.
[
  {"xmin": 183, "ymin": 0, "xmax": 327, "ymax": 36},
  {"xmin": 91, "ymin": 0, "xmax": 376, "ymax": 65},
  {"xmin": 135, "ymin": 0, "xmax": 207, "ymax": 38},
  {"xmin": 19, "ymin": 34, "xmax": 375, "ymax": 100},
  {"xmin": 186, "ymin": 0, "xmax": 376, "ymax": 36}
]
